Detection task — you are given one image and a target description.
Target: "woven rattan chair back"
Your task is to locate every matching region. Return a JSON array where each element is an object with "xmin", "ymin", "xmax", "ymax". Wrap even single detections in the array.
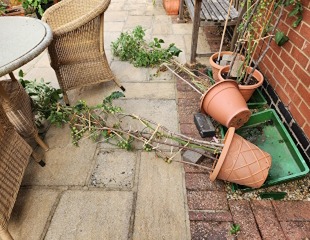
[
  {"xmin": 0, "ymin": 104, "xmax": 32, "ymax": 240},
  {"xmin": 42, "ymin": 0, "xmax": 125, "ymax": 105}
]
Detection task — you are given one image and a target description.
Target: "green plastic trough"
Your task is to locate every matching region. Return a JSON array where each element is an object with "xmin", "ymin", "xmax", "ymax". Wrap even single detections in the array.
[
  {"xmin": 247, "ymin": 89, "xmax": 267, "ymax": 109},
  {"xmin": 226, "ymin": 109, "xmax": 309, "ymax": 191}
]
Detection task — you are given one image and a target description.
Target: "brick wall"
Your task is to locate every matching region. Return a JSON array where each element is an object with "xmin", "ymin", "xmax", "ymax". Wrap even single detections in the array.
[{"xmin": 258, "ymin": 0, "xmax": 310, "ymax": 164}]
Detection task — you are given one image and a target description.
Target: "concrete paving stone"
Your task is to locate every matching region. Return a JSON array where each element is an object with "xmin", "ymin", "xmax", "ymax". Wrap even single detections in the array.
[
  {"xmin": 123, "ymin": 15, "xmax": 153, "ymax": 30},
  {"xmin": 172, "ymin": 23, "xmax": 195, "ymax": 35},
  {"xmin": 45, "ymin": 190, "xmax": 133, "ymax": 240},
  {"xmin": 67, "ymin": 81, "xmax": 120, "ymax": 106},
  {"xmin": 148, "ymin": 68, "xmax": 175, "ymax": 82},
  {"xmin": 133, "ymin": 152, "xmax": 190, "ymax": 240},
  {"xmin": 23, "ymin": 67, "xmax": 59, "ymax": 89},
  {"xmin": 113, "ymin": 98, "xmax": 179, "ymax": 132},
  {"xmin": 43, "ymin": 124, "xmax": 72, "ymax": 149},
  {"xmin": 122, "ymin": 82, "xmax": 176, "ymax": 99},
  {"xmin": 272, "ymin": 201, "xmax": 310, "ymax": 221},
  {"xmin": 189, "ymin": 211, "xmax": 233, "ymax": 222},
  {"xmin": 104, "ymin": 22, "xmax": 125, "ymax": 32},
  {"xmin": 9, "ymin": 189, "xmax": 60, "ymax": 240},
  {"xmin": 185, "ymin": 173, "xmax": 225, "ymax": 191},
  {"xmin": 184, "ymin": 34, "xmax": 211, "ymax": 54},
  {"xmin": 107, "ymin": 2, "xmax": 124, "ymax": 11},
  {"xmin": 151, "ymin": 34, "xmax": 186, "ymax": 51},
  {"xmin": 280, "ymin": 221, "xmax": 310, "ymax": 240},
  {"xmin": 104, "ymin": 31, "xmax": 122, "ymax": 50},
  {"xmin": 145, "ymin": 3, "xmax": 166, "ymax": 16},
  {"xmin": 152, "ymin": 15, "xmax": 173, "ymax": 35},
  {"xmin": 251, "ymin": 200, "xmax": 286, "ymax": 240},
  {"xmin": 229, "ymin": 200, "xmax": 262, "ymax": 240},
  {"xmin": 105, "ymin": 11, "xmax": 128, "ymax": 22},
  {"xmin": 190, "ymin": 221, "xmax": 232, "ymax": 240},
  {"xmin": 187, "ymin": 190, "xmax": 228, "ymax": 210},
  {"xmin": 110, "ymin": 61, "xmax": 149, "ymax": 82},
  {"xmin": 90, "ymin": 150, "xmax": 137, "ymax": 189},
  {"xmin": 22, "ymin": 138, "xmax": 97, "ymax": 186}
]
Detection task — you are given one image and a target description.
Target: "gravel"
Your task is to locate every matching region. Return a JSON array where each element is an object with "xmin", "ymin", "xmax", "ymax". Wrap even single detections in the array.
[{"xmin": 226, "ymin": 174, "xmax": 310, "ymax": 201}]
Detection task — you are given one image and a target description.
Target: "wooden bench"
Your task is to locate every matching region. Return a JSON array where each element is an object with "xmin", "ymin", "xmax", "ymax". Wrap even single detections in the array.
[{"xmin": 178, "ymin": 0, "xmax": 244, "ymax": 63}]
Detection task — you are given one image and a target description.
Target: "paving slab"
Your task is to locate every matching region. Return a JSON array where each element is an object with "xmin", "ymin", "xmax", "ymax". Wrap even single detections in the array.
[
  {"xmin": 190, "ymin": 221, "xmax": 232, "ymax": 240},
  {"xmin": 112, "ymin": 98, "xmax": 179, "ymax": 132},
  {"xmin": 90, "ymin": 150, "xmax": 137, "ymax": 189},
  {"xmin": 187, "ymin": 190, "xmax": 228, "ymax": 210},
  {"xmin": 229, "ymin": 200, "xmax": 262, "ymax": 240},
  {"xmin": 22, "ymin": 138, "xmax": 97, "ymax": 186},
  {"xmin": 133, "ymin": 152, "xmax": 190, "ymax": 240},
  {"xmin": 104, "ymin": 31, "xmax": 122, "ymax": 50},
  {"xmin": 104, "ymin": 22, "xmax": 125, "ymax": 32},
  {"xmin": 123, "ymin": 15, "xmax": 153, "ymax": 30},
  {"xmin": 272, "ymin": 201, "xmax": 310, "ymax": 221},
  {"xmin": 251, "ymin": 200, "xmax": 286, "ymax": 240},
  {"xmin": 45, "ymin": 190, "xmax": 133, "ymax": 240},
  {"xmin": 184, "ymin": 34, "xmax": 212, "ymax": 54},
  {"xmin": 280, "ymin": 221, "xmax": 310, "ymax": 240},
  {"xmin": 110, "ymin": 61, "xmax": 149, "ymax": 83},
  {"xmin": 105, "ymin": 11, "xmax": 128, "ymax": 22},
  {"xmin": 9, "ymin": 189, "xmax": 60, "ymax": 240},
  {"xmin": 24, "ymin": 67, "xmax": 59, "ymax": 89}
]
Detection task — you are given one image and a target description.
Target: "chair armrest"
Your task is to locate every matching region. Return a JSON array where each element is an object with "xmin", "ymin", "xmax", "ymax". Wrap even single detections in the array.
[{"xmin": 42, "ymin": 0, "xmax": 110, "ymax": 37}]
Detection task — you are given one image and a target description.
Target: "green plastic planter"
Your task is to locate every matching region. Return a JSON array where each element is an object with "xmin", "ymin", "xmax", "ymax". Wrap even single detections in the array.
[
  {"xmin": 247, "ymin": 89, "xmax": 267, "ymax": 109},
  {"xmin": 223, "ymin": 109, "xmax": 309, "ymax": 191}
]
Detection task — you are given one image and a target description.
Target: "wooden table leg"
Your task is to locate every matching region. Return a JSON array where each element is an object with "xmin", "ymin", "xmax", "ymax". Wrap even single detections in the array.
[
  {"xmin": 190, "ymin": 0, "xmax": 202, "ymax": 64},
  {"xmin": 177, "ymin": 0, "xmax": 186, "ymax": 23}
]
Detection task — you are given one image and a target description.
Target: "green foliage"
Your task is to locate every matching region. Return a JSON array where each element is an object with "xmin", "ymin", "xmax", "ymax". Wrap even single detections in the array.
[
  {"xmin": 21, "ymin": 0, "xmax": 53, "ymax": 16},
  {"xmin": 284, "ymin": 0, "xmax": 303, "ymax": 27},
  {"xmin": 230, "ymin": 224, "xmax": 241, "ymax": 235},
  {"xmin": 275, "ymin": 31, "xmax": 289, "ymax": 46},
  {"xmin": 0, "ymin": 1, "xmax": 7, "ymax": 15},
  {"xmin": 18, "ymin": 70, "xmax": 63, "ymax": 127},
  {"xmin": 111, "ymin": 26, "xmax": 182, "ymax": 67}
]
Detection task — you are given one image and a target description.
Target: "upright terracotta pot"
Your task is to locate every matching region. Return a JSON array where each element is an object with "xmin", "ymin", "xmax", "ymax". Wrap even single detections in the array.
[
  {"xmin": 163, "ymin": 0, "xmax": 180, "ymax": 15},
  {"xmin": 218, "ymin": 65, "xmax": 264, "ymax": 102},
  {"xmin": 200, "ymin": 80, "xmax": 251, "ymax": 129},
  {"xmin": 210, "ymin": 127, "xmax": 272, "ymax": 188},
  {"xmin": 209, "ymin": 51, "xmax": 245, "ymax": 82}
]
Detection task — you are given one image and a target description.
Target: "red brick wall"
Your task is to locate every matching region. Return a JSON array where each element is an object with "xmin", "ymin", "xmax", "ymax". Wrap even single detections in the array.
[{"xmin": 258, "ymin": 0, "xmax": 310, "ymax": 139}]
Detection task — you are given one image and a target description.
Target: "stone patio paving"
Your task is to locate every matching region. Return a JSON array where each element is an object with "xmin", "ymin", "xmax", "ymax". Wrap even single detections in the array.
[{"xmin": 5, "ymin": 0, "xmax": 310, "ymax": 239}]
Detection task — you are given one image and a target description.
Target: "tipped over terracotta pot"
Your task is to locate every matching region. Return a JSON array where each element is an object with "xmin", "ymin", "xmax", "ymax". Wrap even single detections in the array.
[
  {"xmin": 200, "ymin": 80, "xmax": 251, "ymax": 129},
  {"xmin": 210, "ymin": 127, "xmax": 272, "ymax": 188}
]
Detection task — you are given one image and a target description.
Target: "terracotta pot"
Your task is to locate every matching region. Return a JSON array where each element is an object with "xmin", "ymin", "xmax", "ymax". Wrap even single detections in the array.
[
  {"xmin": 210, "ymin": 127, "xmax": 272, "ymax": 188},
  {"xmin": 218, "ymin": 65, "xmax": 264, "ymax": 102},
  {"xmin": 163, "ymin": 0, "xmax": 180, "ymax": 15},
  {"xmin": 209, "ymin": 51, "xmax": 245, "ymax": 82},
  {"xmin": 200, "ymin": 80, "xmax": 251, "ymax": 129}
]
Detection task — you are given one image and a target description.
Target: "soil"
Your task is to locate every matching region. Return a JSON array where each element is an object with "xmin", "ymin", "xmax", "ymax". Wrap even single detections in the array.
[{"xmin": 220, "ymin": 72, "xmax": 258, "ymax": 85}]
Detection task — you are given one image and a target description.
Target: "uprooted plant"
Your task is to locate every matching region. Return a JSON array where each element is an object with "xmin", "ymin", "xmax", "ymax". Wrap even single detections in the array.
[
  {"xmin": 18, "ymin": 70, "xmax": 63, "ymax": 127},
  {"xmin": 48, "ymin": 91, "xmax": 224, "ymax": 169},
  {"xmin": 111, "ymin": 25, "xmax": 182, "ymax": 68}
]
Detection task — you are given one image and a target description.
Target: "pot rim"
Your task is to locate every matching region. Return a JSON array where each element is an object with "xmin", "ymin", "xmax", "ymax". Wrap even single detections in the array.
[
  {"xmin": 210, "ymin": 127, "xmax": 235, "ymax": 181},
  {"xmin": 219, "ymin": 65, "xmax": 264, "ymax": 89},
  {"xmin": 199, "ymin": 80, "xmax": 239, "ymax": 114},
  {"xmin": 209, "ymin": 51, "xmax": 234, "ymax": 68}
]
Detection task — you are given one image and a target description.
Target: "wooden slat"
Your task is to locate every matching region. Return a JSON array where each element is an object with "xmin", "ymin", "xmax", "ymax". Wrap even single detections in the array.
[
  {"xmin": 212, "ymin": 0, "xmax": 231, "ymax": 20},
  {"xmin": 220, "ymin": 0, "xmax": 239, "ymax": 19},
  {"xmin": 185, "ymin": 0, "xmax": 205, "ymax": 21},
  {"xmin": 203, "ymin": 1, "xmax": 221, "ymax": 22}
]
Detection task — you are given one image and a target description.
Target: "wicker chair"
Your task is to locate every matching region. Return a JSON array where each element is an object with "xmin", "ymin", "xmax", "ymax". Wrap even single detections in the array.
[
  {"xmin": 42, "ymin": 0, "xmax": 125, "ymax": 105},
  {"xmin": 0, "ymin": 74, "xmax": 49, "ymax": 154},
  {"xmin": 0, "ymin": 104, "xmax": 32, "ymax": 240}
]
